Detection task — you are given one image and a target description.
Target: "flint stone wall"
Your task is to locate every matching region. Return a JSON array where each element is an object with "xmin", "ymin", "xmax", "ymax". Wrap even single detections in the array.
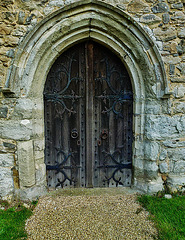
[{"xmin": 0, "ymin": 0, "xmax": 185, "ymax": 200}]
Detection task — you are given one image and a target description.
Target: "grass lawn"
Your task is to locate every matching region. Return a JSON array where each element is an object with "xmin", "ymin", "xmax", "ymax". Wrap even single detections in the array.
[
  {"xmin": 138, "ymin": 194, "xmax": 185, "ymax": 240},
  {"xmin": 0, "ymin": 201, "xmax": 35, "ymax": 240}
]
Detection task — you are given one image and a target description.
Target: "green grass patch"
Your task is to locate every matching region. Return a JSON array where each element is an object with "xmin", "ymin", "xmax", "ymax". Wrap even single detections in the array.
[
  {"xmin": 0, "ymin": 204, "xmax": 33, "ymax": 240},
  {"xmin": 138, "ymin": 195, "xmax": 185, "ymax": 240}
]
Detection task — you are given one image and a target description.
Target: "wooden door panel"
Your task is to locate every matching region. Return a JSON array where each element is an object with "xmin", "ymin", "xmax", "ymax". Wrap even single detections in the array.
[{"xmin": 44, "ymin": 41, "xmax": 133, "ymax": 189}]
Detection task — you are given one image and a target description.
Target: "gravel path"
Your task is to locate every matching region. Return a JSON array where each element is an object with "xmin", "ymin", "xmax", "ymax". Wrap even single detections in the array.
[{"xmin": 26, "ymin": 188, "xmax": 157, "ymax": 240}]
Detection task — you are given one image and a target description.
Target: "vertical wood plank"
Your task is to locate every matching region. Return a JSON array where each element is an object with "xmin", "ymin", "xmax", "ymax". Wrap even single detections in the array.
[{"xmin": 85, "ymin": 42, "xmax": 94, "ymax": 187}]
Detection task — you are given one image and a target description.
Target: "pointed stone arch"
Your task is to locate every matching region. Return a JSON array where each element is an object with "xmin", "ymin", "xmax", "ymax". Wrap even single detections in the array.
[{"xmin": 5, "ymin": 0, "xmax": 170, "ymax": 198}]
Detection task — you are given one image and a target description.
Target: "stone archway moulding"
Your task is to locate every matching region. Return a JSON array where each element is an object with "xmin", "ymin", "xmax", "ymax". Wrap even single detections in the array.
[
  {"xmin": 6, "ymin": 0, "xmax": 169, "ymax": 99},
  {"xmin": 4, "ymin": 0, "xmax": 170, "ymax": 197}
]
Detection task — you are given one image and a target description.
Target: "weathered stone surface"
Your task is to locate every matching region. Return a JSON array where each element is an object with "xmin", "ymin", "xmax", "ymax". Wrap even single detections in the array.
[
  {"xmin": 146, "ymin": 115, "xmax": 185, "ymax": 140},
  {"xmin": 168, "ymin": 148, "xmax": 185, "ymax": 161},
  {"xmin": 144, "ymin": 161, "xmax": 158, "ymax": 179},
  {"xmin": 18, "ymin": 140, "xmax": 35, "ymax": 188},
  {"xmin": 147, "ymin": 177, "xmax": 164, "ymax": 193},
  {"xmin": 0, "ymin": 167, "xmax": 14, "ymax": 197},
  {"xmin": 3, "ymin": 142, "xmax": 16, "ymax": 151},
  {"xmin": 12, "ymin": 26, "xmax": 27, "ymax": 37},
  {"xmin": 152, "ymin": 3, "xmax": 169, "ymax": 13},
  {"xmin": 48, "ymin": 0, "xmax": 64, "ymax": 6},
  {"xmin": 159, "ymin": 149, "xmax": 167, "ymax": 161},
  {"xmin": 163, "ymin": 55, "xmax": 181, "ymax": 64},
  {"xmin": 18, "ymin": 11, "xmax": 25, "ymax": 24},
  {"xmin": 162, "ymin": 13, "xmax": 170, "ymax": 24},
  {"xmin": 34, "ymin": 140, "xmax": 44, "ymax": 151},
  {"xmin": 35, "ymin": 163, "xmax": 46, "ymax": 184},
  {"xmin": 167, "ymin": 174, "xmax": 185, "ymax": 186},
  {"xmin": 169, "ymin": 64, "xmax": 175, "ymax": 75},
  {"xmin": 178, "ymin": 28, "xmax": 185, "ymax": 39},
  {"xmin": 13, "ymin": 98, "xmax": 33, "ymax": 119},
  {"xmin": 17, "ymin": 185, "xmax": 47, "ymax": 201},
  {"xmin": 128, "ymin": 0, "xmax": 150, "ymax": 14},
  {"xmin": 0, "ymin": 106, "xmax": 8, "ymax": 118},
  {"xmin": 0, "ymin": 120, "xmax": 32, "ymax": 140},
  {"xmin": 163, "ymin": 140, "xmax": 185, "ymax": 148},
  {"xmin": 174, "ymin": 84, "xmax": 185, "ymax": 98},
  {"xmin": 0, "ymin": 24, "xmax": 13, "ymax": 35},
  {"xmin": 170, "ymin": 77, "xmax": 185, "ymax": 83},
  {"xmin": 4, "ymin": 36, "xmax": 19, "ymax": 47},
  {"xmin": 2, "ymin": 11, "xmax": 16, "ymax": 23},
  {"xmin": 177, "ymin": 63, "xmax": 185, "ymax": 75},
  {"xmin": 173, "ymin": 161, "xmax": 185, "ymax": 173},
  {"xmin": 171, "ymin": 11, "xmax": 185, "ymax": 22},
  {"xmin": 140, "ymin": 14, "xmax": 161, "ymax": 24},
  {"xmin": 6, "ymin": 49, "xmax": 14, "ymax": 58},
  {"xmin": 153, "ymin": 27, "xmax": 176, "ymax": 42},
  {"xmin": 0, "ymin": 153, "xmax": 14, "ymax": 167},
  {"xmin": 176, "ymin": 40, "xmax": 185, "ymax": 55},
  {"xmin": 144, "ymin": 141, "xmax": 159, "ymax": 161},
  {"xmin": 171, "ymin": 3, "xmax": 183, "ymax": 9},
  {"xmin": 173, "ymin": 102, "xmax": 185, "ymax": 114},
  {"xmin": 159, "ymin": 162, "xmax": 169, "ymax": 173}
]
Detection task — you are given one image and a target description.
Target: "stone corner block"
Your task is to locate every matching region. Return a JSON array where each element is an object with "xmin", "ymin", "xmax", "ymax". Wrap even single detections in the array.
[
  {"xmin": 17, "ymin": 140, "xmax": 35, "ymax": 188},
  {"xmin": 144, "ymin": 141, "xmax": 159, "ymax": 161}
]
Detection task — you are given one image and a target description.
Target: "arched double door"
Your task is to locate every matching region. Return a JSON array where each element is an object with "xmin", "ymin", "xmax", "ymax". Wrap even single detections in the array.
[{"xmin": 44, "ymin": 41, "xmax": 133, "ymax": 188}]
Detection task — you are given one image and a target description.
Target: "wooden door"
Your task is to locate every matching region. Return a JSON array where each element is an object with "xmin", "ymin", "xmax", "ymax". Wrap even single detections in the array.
[{"xmin": 44, "ymin": 41, "xmax": 133, "ymax": 189}]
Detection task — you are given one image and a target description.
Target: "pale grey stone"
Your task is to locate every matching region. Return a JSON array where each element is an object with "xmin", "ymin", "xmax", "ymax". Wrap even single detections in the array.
[
  {"xmin": 146, "ymin": 115, "xmax": 185, "ymax": 140},
  {"xmin": 174, "ymin": 84, "xmax": 185, "ymax": 98},
  {"xmin": 177, "ymin": 63, "xmax": 185, "ymax": 75},
  {"xmin": 17, "ymin": 185, "xmax": 47, "ymax": 201},
  {"xmin": 35, "ymin": 163, "xmax": 46, "ymax": 184},
  {"xmin": 34, "ymin": 140, "xmax": 45, "ymax": 151},
  {"xmin": 13, "ymin": 98, "xmax": 34, "ymax": 119},
  {"xmin": 159, "ymin": 162, "xmax": 169, "ymax": 173},
  {"xmin": 0, "ymin": 120, "xmax": 32, "ymax": 140},
  {"xmin": 18, "ymin": 140, "xmax": 35, "ymax": 188},
  {"xmin": 178, "ymin": 28, "xmax": 185, "ymax": 39},
  {"xmin": 0, "ymin": 106, "xmax": 8, "ymax": 118},
  {"xmin": 162, "ymin": 13, "xmax": 170, "ymax": 24},
  {"xmin": 147, "ymin": 178, "xmax": 164, "ymax": 193},
  {"xmin": 177, "ymin": 40, "xmax": 185, "ymax": 55},
  {"xmin": 159, "ymin": 149, "xmax": 167, "ymax": 161},
  {"xmin": 144, "ymin": 141, "xmax": 159, "ymax": 161},
  {"xmin": 0, "ymin": 167, "xmax": 14, "ymax": 197},
  {"xmin": 43, "ymin": 6, "xmax": 54, "ymax": 15},
  {"xmin": 173, "ymin": 102, "xmax": 185, "ymax": 114},
  {"xmin": 173, "ymin": 161, "xmax": 185, "ymax": 173},
  {"xmin": 0, "ymin": 154, "xmax": 14, "ymax": 167},
  {"xmin": 153, "ymin": 27, "xmax": 176, "ymax": 42},
  {"xmin": 140, "ymin": 14, "xmax": 161, "ymax": 24},
  {"xmin": 167, "ymin": 174, "xmax": 185, "ymax": 186},
  {"xmin": 164, "ymin": 194, "xmax": 172, "ymax": 199},
  {"xmin": 169, "ymin": 64, "xmax": 175, "ymax": 75},
  {"xmin": 152, "ymin": 3, "xmax": 169, "ymax": 13},
  {"xmin": 3, "ymin": 142, "xmax": 16, "ymax": 150},
  {"xmin": 172, "ymin": 11, "xmax": 185, "ymax": 21},
  {"xmin": 6, "ymin": 49, "xmax": 14, "ymax": 58},
  {"xmin": 145, "ymin": 101, "xmax": 161, "ymax": 114},
  {"xmin": 171, "ymin": 3, "xmax": 183, "ymax": 9},
  {"xmin": 144, "ymin": 161, "xmax": 158, "ymax": 179},
  {"xmin": 18, "ymin": 11, "xmax": 25, "ymax": 24},
  {"xmin": 48, "ymin": 0, "xmax": 64, "ymax": 6},
  {"xmin": 168, "ymin": 148, "xmax": 185, "ymax": 161},
  {"xmin": 163, "ymin": 140, "xmax": 185, "ymax": 148}
]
